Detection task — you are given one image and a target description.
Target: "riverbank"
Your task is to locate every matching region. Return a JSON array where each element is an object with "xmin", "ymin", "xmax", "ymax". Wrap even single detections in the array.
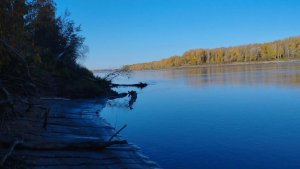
[
  {"xmin": 127, "ymin": 59, "xmax": 300, "ymax": 72},
  {"xmin": 122, "ymin": 59, "xmax": 300, "ymax": 71},
  {"xmin": 0, "ymin": 98, "xmax": 160, "ymax": 169},
  {"xmin": 94, "ymin": 60, "xmax": 300, "ymax": 72},
  {"xmin": 172, "ymin": 59, "xmax": 300, "ymax": 70}
]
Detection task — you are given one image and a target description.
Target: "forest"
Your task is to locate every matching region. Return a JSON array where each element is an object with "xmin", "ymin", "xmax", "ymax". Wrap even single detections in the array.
[
  {"xmin": 125, "ymin": 36, "xmax": 300, "ymax": 70},
  {"xmin": 0, "ymin": 0, "xmax": 112, "ymax": 98}
]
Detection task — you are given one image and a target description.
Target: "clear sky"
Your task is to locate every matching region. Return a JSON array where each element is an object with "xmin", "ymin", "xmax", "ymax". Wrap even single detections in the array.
[{"xmin": 55, "ymin": 0, "xmax": 300, "ymax": 69}]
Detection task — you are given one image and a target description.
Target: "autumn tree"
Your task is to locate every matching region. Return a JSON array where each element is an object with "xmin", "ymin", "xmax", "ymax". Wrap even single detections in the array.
[{"xmin": 125, "ymin": 36, "xmax": 300, "ymax": 70}]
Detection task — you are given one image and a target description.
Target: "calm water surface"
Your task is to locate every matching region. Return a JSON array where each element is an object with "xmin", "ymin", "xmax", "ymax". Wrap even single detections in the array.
[{"xmin": 100, "ymin": 62, "xmax": 300, "ymax": 169}]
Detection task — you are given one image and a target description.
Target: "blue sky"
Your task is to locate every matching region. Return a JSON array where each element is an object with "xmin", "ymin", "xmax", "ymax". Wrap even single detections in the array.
[{"xmin": 55, "ymin": 0, "xmax": 300, "ymax": 69}]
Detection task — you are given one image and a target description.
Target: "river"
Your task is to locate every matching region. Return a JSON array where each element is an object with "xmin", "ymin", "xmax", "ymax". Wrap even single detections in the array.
[{"xmin": 99, "ymin": 61, "xmax": 300, "ymax": 169}]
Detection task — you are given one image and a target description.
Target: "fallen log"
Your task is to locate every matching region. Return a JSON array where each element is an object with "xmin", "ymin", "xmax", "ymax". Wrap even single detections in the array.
[{"xmin": 111, "ymin": 82, "xmax": 148, "ymax": 89}]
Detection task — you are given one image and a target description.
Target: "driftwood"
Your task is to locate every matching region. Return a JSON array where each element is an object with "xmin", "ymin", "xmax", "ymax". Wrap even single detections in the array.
[
  {"xmin": 108, "ymin": 125, "xmax": 127, "ymax": 143},
  {"xmin": 112, "ymin": 82, "xmax": 148, "ymax": 89},
  {"xmin": 0, "ymin": 139, "xmax": 23, "ymax": 167}
]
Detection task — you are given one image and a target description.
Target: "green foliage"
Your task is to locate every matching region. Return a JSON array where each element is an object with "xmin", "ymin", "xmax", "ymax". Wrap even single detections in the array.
[{"xmin": 126, "ymin": 37, "xmax": 300, "ymax": 70}]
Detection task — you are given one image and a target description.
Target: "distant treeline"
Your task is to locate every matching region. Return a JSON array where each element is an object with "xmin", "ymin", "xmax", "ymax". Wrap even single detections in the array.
[
  {"xmin": 0, "ymin": 0, "xmax": 112, "ymax": 98},
  {"xmin": 124, "ymin": 37, "xmax": 300, "ymax": 70}
]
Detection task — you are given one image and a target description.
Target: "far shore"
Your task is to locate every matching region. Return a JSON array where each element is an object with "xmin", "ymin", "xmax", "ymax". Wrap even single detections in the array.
[
  {"xmin": 130, "ymin": 59, "xmax": 300, "ymax": 71},
  {"xmin": 92, "ymin": 59, "xmax": 300, "ymax": 73}
]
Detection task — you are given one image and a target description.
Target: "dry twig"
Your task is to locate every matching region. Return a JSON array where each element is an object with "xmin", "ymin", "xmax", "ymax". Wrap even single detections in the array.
[{"xmin": 0, "ymin": 139, "xmax": 23, "ymax": 167}]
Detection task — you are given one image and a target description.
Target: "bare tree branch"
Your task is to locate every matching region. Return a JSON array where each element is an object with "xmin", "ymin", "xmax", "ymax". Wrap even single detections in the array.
[
  {"xmin": 103, "ymin": 69, "xmax": 131, "ymax": 81},
  {"xmin": 0, "ymin": 38, "xmax": 32, "ymax": 80},
  {"xmin": 108, "ymin": 125, "xmax": 127, "ymax": 143},
  {"xmin": 0, "ymin": 139, "xmax": 23, "ymax": 167}
]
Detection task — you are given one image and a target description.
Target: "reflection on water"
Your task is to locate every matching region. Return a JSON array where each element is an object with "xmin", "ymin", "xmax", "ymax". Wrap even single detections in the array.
[
  {"xmin": 106, "ymin": 91, "xmax": 138, "ymax": 110},
  {"xmin": 145, "ymin": 62, "xmax": 300, "ymax": 87},
  {"xmin": 127, "ymin": 90, "xmax": 137, "ymax": 110},
  {"xmin": 99, "ymin": 61, "xmax": 300, "ymax": 169}
]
